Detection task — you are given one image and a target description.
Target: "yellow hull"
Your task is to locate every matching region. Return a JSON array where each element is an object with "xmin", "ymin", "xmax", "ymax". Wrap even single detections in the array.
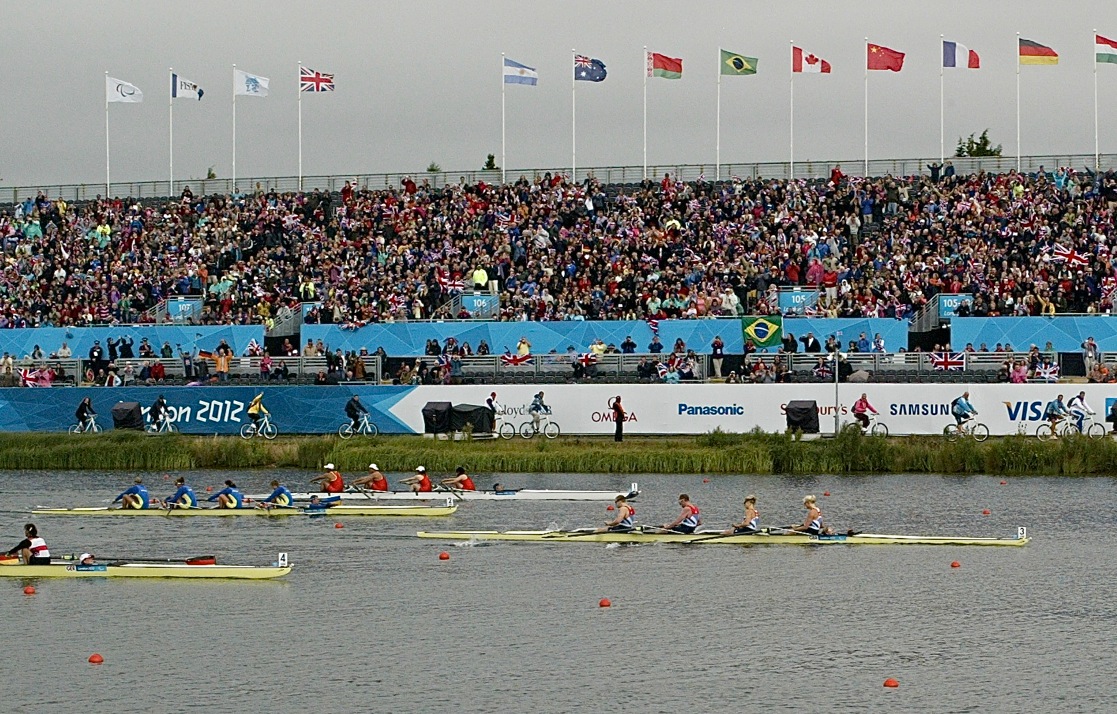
[
  {"xmin": 32, "ymin": 504, "xmax": 457, "ymax": 517},
  {"xmin": 0, "ymin": 563, "xmax": 291, "ymax": 579},
  {"xmin": 416, "ymin": 528, "xmax": 1030, "ymax": 546}
]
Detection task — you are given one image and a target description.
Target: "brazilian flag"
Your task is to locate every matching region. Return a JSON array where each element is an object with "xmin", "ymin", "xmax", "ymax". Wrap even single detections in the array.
[
  {"xmin": 741, "ymin": 316, "xmax": 782, "ymax": 348},
  {"xmin": 720, "ymin": 49, "xmax": 758, "ymax": 76}
]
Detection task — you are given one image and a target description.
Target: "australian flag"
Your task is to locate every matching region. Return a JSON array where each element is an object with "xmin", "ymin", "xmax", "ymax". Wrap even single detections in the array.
[{"xmin": 574, "ymin": 55, "xmax": 607, "ymax": 82}]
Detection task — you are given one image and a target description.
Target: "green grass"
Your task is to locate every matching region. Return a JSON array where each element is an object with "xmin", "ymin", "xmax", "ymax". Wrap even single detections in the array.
[{"xmin": 3, "ymin": 431, "xmax": 1117, "ymax": 475}]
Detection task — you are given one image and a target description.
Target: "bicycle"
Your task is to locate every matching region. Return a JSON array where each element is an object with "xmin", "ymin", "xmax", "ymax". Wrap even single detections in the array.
[
  {"xmin": 339, "ymin": 413, "xmax": 379, "ymax": 439},
  {"xmin": 844, "ymin": 413, "xmax": 889, "ymax": 437},
  {"xmin": 68, "ymin": 415, "xmax": 102, "ymax": 434},
  {"xmin": 943, "ymin": 417, "xmax": 989, "ymax": 442},
  {"xmin": 494, "ymin": 413, "xmax": 516, "ymax": 439},
  {"xmin": 1036, "ymin": 415, "xmax": 1077, "ymax": 442},
  {"xmin": 1067, "ymin": 412, "xmax": 1107, "ymax": 440},
  {"xmin": 145, "ymin": 416, "xmax": 177, "ymax": 434},
  {"xmin": 240, "ymin": 414, "xmax": 278, "ymax": 440},
  {"xmin": 519, "ymin": 411, "xmax": 561, "ymax": 439}
]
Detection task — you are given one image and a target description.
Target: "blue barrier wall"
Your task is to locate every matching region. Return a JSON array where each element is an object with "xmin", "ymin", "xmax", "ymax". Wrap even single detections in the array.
[
  {"xmin": 302, "ymin": 318, "xmax": 909, "ymax": 356},
  {"xmin": 950, "ymin": 317, "xmax": 1117, "ymax": 351},
  {"xmin": 0, "ymin": 326, "xmax": 265, "ymax": 359},
  {"xmin": 0, "ymin": 386, "xmax": 414, "ymax": 434}
]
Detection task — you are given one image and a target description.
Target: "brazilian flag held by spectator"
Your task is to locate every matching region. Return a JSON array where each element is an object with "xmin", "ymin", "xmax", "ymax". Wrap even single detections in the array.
[{"xmin": 742, "ymin": 316, "xmax": 782, "ymax": 348}]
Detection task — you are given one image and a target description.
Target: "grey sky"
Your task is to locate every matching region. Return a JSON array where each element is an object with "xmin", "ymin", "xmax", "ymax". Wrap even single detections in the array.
[{"xmin": 4, "ymin": 0, "xmax": 1117, "ymax": 188}]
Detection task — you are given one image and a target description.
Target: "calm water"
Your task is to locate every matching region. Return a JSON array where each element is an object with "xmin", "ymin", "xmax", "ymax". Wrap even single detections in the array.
[{"xmin": 1, "ymin": 470, "xmax": 1112, "ymax": 714}]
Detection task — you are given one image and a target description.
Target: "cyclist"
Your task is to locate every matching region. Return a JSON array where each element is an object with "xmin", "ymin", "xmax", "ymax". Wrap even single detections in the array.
[
  {"xmin": 528, "ymin": 391, "xmax": 551, "ymax": 430},
  {"xmin": 1067, "ymin": 391, "xmax": 1096, "ymax": 432},
  {"xmin": 851, "ymin": 392, "xmax": 878, "ymax": 433},
  {"xmin": 74, "ymin": 397, "xmax": 96, "ymax": 432},
  {"xmin": 149, "ymin": 395, "xmax": 169, "ymax": 431},
  {"xmin": 486, "ymin": 391, "xmax": 500, "ymax": 413},
  {"xmin": 247, "ymin": 393, "xmax": 268, "ymax": 431},
  {"xmin": 950, "ymin": 391, "xmax": 978, "ymax": 435},
  {"xmin": 344, "ymin": 395, "xmax": 369, "ymax": 431},
  {"xmin": 1042, "ymin": 394, "xmax": 1071, "ymax": 437}
]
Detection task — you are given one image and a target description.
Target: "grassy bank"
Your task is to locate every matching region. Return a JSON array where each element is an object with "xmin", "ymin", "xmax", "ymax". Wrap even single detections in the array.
[{"xmin": 1, "ymin": 431, "xmax": 1117, "ymax": 475}]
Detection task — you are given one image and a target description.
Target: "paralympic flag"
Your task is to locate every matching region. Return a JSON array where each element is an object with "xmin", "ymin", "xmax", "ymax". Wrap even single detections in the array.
[
  {"xmin": 106, "ymin": 76, "xmax": 143, "ymax": 103},
  {"xmin": 943, "ymin": 40, "xmax": 980, "ymax": 69}
]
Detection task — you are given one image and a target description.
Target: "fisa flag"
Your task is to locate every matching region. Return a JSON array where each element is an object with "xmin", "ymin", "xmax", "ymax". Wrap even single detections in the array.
[
  {"xmin": 234, "ymin": 69, "xmax": 269, "ymax": 97},
  {"xmin": 503, "ymin": 57, "xmax": 538, "ymax": 85},
  {"xmin": 171, "ymin": 74, "xmax": 204, "ymax": 100}
]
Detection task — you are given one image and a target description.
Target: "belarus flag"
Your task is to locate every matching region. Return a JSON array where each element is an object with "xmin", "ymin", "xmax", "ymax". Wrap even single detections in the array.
[
  {"xmin": 792, "ymin": 47, "xmax": 831, "ymax": 73},
  {"xmin": 943, "ymin": 40, "xmax": 980, "ymax": 69}
]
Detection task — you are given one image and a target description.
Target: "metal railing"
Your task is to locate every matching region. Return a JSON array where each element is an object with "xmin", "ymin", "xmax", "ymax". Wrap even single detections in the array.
[
  {"xmin": 6, "ymin": 152, "xmax": 1114, "ymax": 204},
  {"xmin": 785, "ymin": 350, "xmax": 1058, "ymax": 375},
  {"xmin": 446, "ymin": 353, "xmax": 705, "ymax": 382}
]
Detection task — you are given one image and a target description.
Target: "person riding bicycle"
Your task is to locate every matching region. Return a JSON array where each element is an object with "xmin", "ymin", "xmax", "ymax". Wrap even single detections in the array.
[
  {"xmin": 950, "ymin": 391, "xmax": 978, "ymax": 434},
  {"xmin": 344, "ymin": 395, "xmax": 369, "ymax": 430},
  {"xmin": 1067, "ymin": 391, "xmax": 1095, "ymax": 432},
  {"xmin": 528, "ymin": 391, "xmax": 551, "ymax": 430},
  {"xmin": 74, "ymin": 397, "xmax": 96, "ymax": 431},
  {"xmin": 149, "ymin": 395, "xmax": 169, "ymax": 430},
  {"xmin": 1043, "ymin": 394, "xmax": 1071, "ymax": 435},
  {"xmin": 851, "ymin": 393, "xmax": 878, "ymax": 433},
  {"xmin": 247, "ymin": 393, "xmax": 268, "ymax": 429}
]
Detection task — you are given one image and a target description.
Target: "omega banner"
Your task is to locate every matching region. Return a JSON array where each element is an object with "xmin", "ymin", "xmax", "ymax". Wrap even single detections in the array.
[{"xmin": 0, "ymin": 383, "xmax": 1110, "ymax": 436}]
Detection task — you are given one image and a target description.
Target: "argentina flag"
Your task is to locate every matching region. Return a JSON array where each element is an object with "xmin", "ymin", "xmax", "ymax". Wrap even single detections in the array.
[{"xmin": 503, "ymin": 57, "xmax": 538, "ymax": 86}]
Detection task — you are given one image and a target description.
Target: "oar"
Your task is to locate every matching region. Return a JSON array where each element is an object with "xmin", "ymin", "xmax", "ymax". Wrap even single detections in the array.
[
  {"xmin": 684, "ymin": 529, "xmax": 766, "ymax": 544},
  {"xmin": 58, "ymin": 553, "xmax": 216, "ymax": 564},
  {"xmin": 541, "ymin": 528, "xmax": 600, "ymax": 538},
  {"xmin": 348, "ymin": 485, "xmax": 377, "ymax": 500},
  {"xmin": 438, "ymin": 482, "xmax": 465, "ymax": 500}
]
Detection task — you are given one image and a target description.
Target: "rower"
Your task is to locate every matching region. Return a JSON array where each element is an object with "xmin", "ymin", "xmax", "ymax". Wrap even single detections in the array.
[
  {"xmin": 78, "ymin": 552, "xmax": 96, "ymax": 565},
  {"xmin": 306, "ymin": 494, "xmax": 341, "ymax": 512},
  {"xmin": 596, "ymin": 495, "xmax": 635, "ymax": 533},
  {"xmin": 350, "ymin": 464, "xmax": 389, "ymax": 492},
  {"xmin": 662, "ymin": 494, "xmax": 702, "ymax": 534},
  {"xmin": 6, "ymin": 523, "xmax": 50, "ymax": 565},
  {"xmin": 113, "ymin": 477, "xmax": 150, "ymax": 510},
  {"xmin": 724, "ymin": 495, "xmax": 761, "ymax": 535},
  {"xmin": 785, "ymin": 495, "xmax": 823, "ymax": 535},
  {"xmin": 208, "ymin": 480, "xmax": 245, "ymax": 509},
  {"xmin": 166, "ymin": 477, "xmax": 198, "ymax": 509},
  {"xmin": 492, "ymin": 482, "xmax": 517, "ymax": 494},
  {"xmin": 259, "ymin": 480, "xmax": 294, "ymax": 507},
  {"xmin": 311, "ymin": 464, "xmax": 345, "ymax": 494},
  {"xmin": 400, "ymin": 466, "xmax": 433, "ymax": 493},
  {"xmin": 441, "ymin": 466, "xmax": 476, "ymax": 491}
]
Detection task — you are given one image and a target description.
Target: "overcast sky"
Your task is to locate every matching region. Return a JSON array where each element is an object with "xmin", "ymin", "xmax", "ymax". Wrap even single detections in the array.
[{"xmin": 3, "ymin": 0, "xmax": 1117, "ymax": 189}]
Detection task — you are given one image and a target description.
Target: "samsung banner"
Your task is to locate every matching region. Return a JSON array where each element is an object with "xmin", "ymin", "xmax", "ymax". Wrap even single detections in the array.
[{"xmin": 2, "ymin": 383, "xmax": 1111, "ymax": 436}]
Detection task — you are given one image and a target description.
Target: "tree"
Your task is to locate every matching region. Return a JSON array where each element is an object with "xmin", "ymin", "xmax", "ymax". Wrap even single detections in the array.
[
  {"xmin": 426, "ymin": 161, "xmax": 442, "ymax": 173},
  {"xmin": 483, "ymin": 154, "xmax": 499, "ymax": 171},
  {"xmin": 954, "ymin": 129, "xmax": 1002, "ymax": 157}
]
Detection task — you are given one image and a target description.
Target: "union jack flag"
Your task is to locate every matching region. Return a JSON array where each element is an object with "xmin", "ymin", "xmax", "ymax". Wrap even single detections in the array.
[
  {"xmin": 500, "ymin": 353, "xmax": 534, "ymax": 367},
  {"xmin": 436, "ymin": 354, "xmax": 453, "ymax": 370},
  {"xmin": 577, "ymin": 353, "xmax": 598, "ymax": 367},
  {"xmin": 19, "ymin": 369, "xmax": 41, "ymax": 387},
  {"xmin": 299, "ymin": 66, "xmax": 334, "ymax": 92},
  {"xmin": 436, "ymin": 270, "xmax": 464, "ymax": 292},
  {"xmin": 812, "ymin": 363, "xmax": 832, "ymax": 380},
  {"xmin": 656, "ymin": 362, "xmax": 669, "ymax": 378},
  {"xmin": 243, "ymin": 339, "xmax": 263, "ymax": 356},
  {"xmin": 1052, "ymin": 244, "xmax": 1090, "ymax": 269},
  {"xmin": 929, "ymin": 352, "xmax": 966, "ymax": 371},
  {"xmin": 1035, "ymin": 362, "xmax": 1060, "ymax": 382},
  {"xmin": 646, "ymin": 318, "xmax": 659, "ymax": 334}
]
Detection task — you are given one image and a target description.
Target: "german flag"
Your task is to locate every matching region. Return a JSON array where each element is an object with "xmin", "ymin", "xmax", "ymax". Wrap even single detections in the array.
[{"xmin": 1019, "ymin": 38, "xmax": 1058, "ymax": 65}]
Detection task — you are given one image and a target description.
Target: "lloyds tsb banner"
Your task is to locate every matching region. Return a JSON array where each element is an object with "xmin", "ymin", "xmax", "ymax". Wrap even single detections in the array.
[{"xmin": 741, "ymin": 316, "xmax": 782, "ymax": 348}]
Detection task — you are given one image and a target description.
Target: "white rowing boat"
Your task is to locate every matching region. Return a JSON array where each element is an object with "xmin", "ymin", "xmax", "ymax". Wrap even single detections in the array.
[{"xmin": 244, "ymin": 483, "xmax": 640, "ymax": 502}]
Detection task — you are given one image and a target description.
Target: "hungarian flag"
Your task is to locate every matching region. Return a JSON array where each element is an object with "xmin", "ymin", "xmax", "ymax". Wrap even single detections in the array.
[
  {"xmin": 792, "ymin": 46, "xmax": 831, "ymax": 73},
  {"xmin": 1097, "ymin": 34, "xmax": 1117, "ymax": 65},
  {"xmin": 1019, "ymin": 39, "xmax": 1058, "ymax": 65},
  {"xmin": 867, "ymin": 43, "xmax": 905, "ymax": 71},
  {"xmin": 647, "ymin": 52, "xmax": 682, "ymax": 79}
]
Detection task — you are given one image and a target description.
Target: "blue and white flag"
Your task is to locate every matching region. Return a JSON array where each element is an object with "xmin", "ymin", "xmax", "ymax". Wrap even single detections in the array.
[
  {"xmin": 106, "ymin": 76, "xmax": 143, "ymax": 103},
  {"xmin": 503, "ymin": 57, "xmax": 538, "ymax": 86},
  {"xmin": 171, "ymin": 73, "xmax": 204, "ymax": 100},
  {"xmin": 234, "ymin": 69, "xmax": 269, "ymax": 97}
]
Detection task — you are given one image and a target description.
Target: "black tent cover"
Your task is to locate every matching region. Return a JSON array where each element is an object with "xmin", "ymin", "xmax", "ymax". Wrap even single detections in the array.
[
  {"xmin": 785, "ymin": 400, "xmax": 819, "ymax": 434},
  {"xmin": 111, "ymin": 401, "xmax": 144, "ymax": 430}
]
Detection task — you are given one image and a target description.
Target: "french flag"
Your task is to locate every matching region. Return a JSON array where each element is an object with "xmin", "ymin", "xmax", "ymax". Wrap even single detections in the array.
[{"xmin": 943, "ymin": 40, "xmax": 980, "ymax": 69}]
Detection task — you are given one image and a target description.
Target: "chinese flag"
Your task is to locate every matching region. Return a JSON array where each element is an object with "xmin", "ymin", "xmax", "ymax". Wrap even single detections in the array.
[{"xmin": 867, "ymin": 43, "xmax": 905, "ymax": 71}]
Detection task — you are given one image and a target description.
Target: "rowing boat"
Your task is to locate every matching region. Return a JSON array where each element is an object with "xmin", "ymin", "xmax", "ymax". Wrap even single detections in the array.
[
  {"xmin": 0, "ymin": 553, "xmax": 292, "ymax": 580},
  {"xmin": 244, "ymin": 483, "xmax": 640, "ymax": 502},
  {"xmin": 32, "ymin": 502, "xmax": 457, "ymax": 518},
  {"xmin": 415, "ymin": 526, "xmax": 1031, "ymax": 546}
]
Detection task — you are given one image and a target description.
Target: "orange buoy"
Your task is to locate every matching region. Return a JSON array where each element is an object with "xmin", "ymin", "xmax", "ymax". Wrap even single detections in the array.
[
  {"xmin": 334, "ymin": 522, "xmax": 344, "ymax": 529},
  {"xmin": 606, "ymin": 505, "xmax": 615, "ymax": 511},
  {"xmin": 883, "ymin": 678, "xmax": 899, "ymax": 688},
  {"xmin": 23, "ymin": 585, "xmax": 35, "ymax": 595},
  {"xmin": 951, "ymin": 561, "xmax": 961, "ymax": 568},
  {"xmin": 598, "ymin": 598, "xmax": 611, "ymax": 608},
  {"xmin": 205, "ymin": 486, "xmax": 213, "ymax": 492},
  {"xmin": 88, "ymin": 654, "xmax": 104, "ymax": 665},
  {"xmin": 438, "ymin": 552, "xmax": 450, "ymax": 561},
  {"xmin": 1000, "ymin": 480, "xmax": 1007, "ymax": 485},
  {"xmin": 823, "ymin": 491, "xmax": 831, "ymax": 497},
  {"xmin": 982, "ymin": 509, "xmax": 991, "ymax": 515},
  {"xmin": 702, "ymin": 478, "xmax": 709, "ymax": 483}
]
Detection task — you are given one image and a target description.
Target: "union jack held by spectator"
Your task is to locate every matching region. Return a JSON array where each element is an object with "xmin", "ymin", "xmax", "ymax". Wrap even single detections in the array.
[{"xmin": 929, "ymin": 352, "xmax": 966, "ymax": 371}]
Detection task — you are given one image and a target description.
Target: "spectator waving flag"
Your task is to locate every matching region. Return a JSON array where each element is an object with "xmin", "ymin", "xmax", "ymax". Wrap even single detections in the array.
[
  {"xmin": 1036, "ymin": 362, "xmax": 1060, "ymax": 382},
  {"xmin": 577, "ymin": 353, "xmax": 599, "ymax": 367},
  {"xmin": 574, "ymin": 55, "xmax": 607, "ymax": 82},
  {"xmin": 501, "ymin": 353, "xmax": 534, "ymax": 366},
  {"xmin": 929, "ymin": 352, "xmax": 966, "ymax": 371},
  {"xmin": 300, "ymin": 66, "xmax": 334, "ymax": 92},
  {"xmin": 19, "ymin": 369, "xmax": 40, "ymax": 387},
  {"xmin": 1053, "ymin": 244, "xmax": 1090, "ymax": 268},
  {"xmin": 243, "ymin": 339, "xmax": 262, "ymax": 356},
  {"xmin": 646, "ymin": 318, "xmax": 660, "ymax": 334},
  {"xmin": 437, "ymin": 354, "xmax": 453, "ymax": 370}
]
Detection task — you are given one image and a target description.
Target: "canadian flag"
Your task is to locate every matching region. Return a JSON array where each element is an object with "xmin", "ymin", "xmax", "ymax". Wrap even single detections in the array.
[{"xmin": 793, "ymin": 47, "xmax": 832, "ymax": 74}]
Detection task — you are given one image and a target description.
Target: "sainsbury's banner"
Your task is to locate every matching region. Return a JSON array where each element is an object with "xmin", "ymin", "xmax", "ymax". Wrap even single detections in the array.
[{"xmin": 0, "ymin": 383, "xmax": 1111, "ymax": 436}]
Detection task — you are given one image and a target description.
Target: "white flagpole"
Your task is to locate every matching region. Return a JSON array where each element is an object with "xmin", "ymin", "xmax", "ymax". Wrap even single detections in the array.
[
  {"xmin": 298, "ymin": 60, "xmax": 303, "ymax": 190},
  {"xmin": 940, "ymin": 35, "xmax": 945, "ymax": 165},
  {"xmin": 572, "ymin": 49, "xmax": 577, "ymax": 182},
  {"xmin": 643, "ymin": 46, "xmax": 648, "ymax": 180},
  {"xmin": 1016, "ymin": 34, "xmax": 1021, "ymax": 172},
  {"xmin": 105, "ymin": 71, "xmax": 110, "ymax": 197},
  {"xmin": 501, "ymin": 53, "xmax": 506, "ymax": 185},
  {"xmin": 232, "ymin": 64, "xmax": 237, "ymax": 188},
  {"xmin": 864, "ymin": 38, "xmax": 869, "ymax": 176},
  {"xmin": 716, "ymin": 48, "xmax": 721, "ymax": 181},
  {"xmin": 169, "ymin": 67, "xmax": 174, "ymax": 195},
  {"xmin": 789, "ymin": 41, "xmax": 794, "ymax": 179},
  {"xmin": 1095, "ymin": 29, "xmax": 1101, "ymax": 171}
]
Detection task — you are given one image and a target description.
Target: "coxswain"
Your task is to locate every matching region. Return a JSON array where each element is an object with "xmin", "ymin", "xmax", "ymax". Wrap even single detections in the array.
[
  {"xmin": 350, "ymin": 464, "xmax": 389, "ymax": 492},
  {"xmin": 786, "ymin": 495, "xmax": 824, "ymax": 535},
  {"xmin": 113, "ymin": 477, "xmax": 151, "ymax": 510},
  {"xmin": 311, "ymin": 464, "xmax": 345, "ymax": 494},
  {"xmin": 6, "ymin": 523, "xmax": 50, "ymax": 565},
  {"xmin": 208, "ymin": 479, "xmax": 245, "ymax": 509},
  {"xmin": 441, "ymin": 466, "xmax": 476, "ymax": 491},
  {"xmin": 662, "ymin": 494, "xmax": 702, "ymax": 534},
  {"xmin": 259, "ymin": 480, "xmax": 295, "ymax": 507},
  {"xmin": 596, "ymin": 495, "xmax": 636, "ymax": 532},
  {"xmin": 401, "ymin": 466, "xmax": 433, "ymax": 493},
  {"xmin": 165, "ymin": 477, "xmax": 198, "ymax": 509},
  {"xmin": 724, "ymin": 495, "xmax": 761, "ymax": 535}
]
